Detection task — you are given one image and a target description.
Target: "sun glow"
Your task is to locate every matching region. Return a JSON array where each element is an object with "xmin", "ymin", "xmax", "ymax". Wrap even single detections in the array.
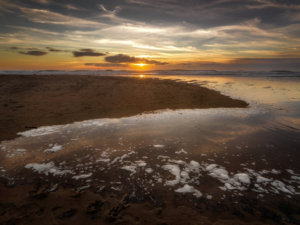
[{"xmin": 135, "ymin": 63, "xmax": 147, "ymax": 67}]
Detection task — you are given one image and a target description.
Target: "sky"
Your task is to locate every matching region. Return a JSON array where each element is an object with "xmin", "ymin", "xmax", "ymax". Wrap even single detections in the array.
[{"xmin": 0, "ymin": 0, "xmax": 300, "ymax": 71}]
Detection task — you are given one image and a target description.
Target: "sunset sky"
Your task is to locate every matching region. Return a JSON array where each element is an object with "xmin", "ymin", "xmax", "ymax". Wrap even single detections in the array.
[{"xmin": 0, "ymin": 0, "xmax": 300, "ymax": 70}]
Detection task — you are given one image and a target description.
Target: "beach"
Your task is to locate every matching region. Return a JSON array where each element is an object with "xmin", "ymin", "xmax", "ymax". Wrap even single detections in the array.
[
  {"xmin": 0, "ymin": 75, "xmax": 247, "ymax": 141},
  {"xmin": 0, "ymin": 74, "xmax": 300, "ymax": 225}
]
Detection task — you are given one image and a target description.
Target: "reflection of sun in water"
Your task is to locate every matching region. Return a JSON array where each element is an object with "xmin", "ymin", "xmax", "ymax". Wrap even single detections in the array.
[
  {"xmin": 139, "ymin": 75, "xmax": 145, "ymax": 78},
  {"xmin": 135, "ymin": 63, "xmax": 147, "ymax": 67}
]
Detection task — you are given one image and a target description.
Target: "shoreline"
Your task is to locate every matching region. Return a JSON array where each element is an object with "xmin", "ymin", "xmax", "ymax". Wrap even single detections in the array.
[{"xmin": 0, "ymin": 75, "xmax": 248, "ymax": 142}]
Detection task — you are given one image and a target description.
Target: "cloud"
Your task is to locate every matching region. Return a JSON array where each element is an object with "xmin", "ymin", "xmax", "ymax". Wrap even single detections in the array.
[
  {"xmin": 18, "ymin": 7, "xmax": 103, "ymax": 27},
  {"xmin": 173, "ymin": 58, "xmax": 300, "ymax": 70},
  {"xmin": 8, "ymin": 46, "xmax": 20, "ymax": 50},
  {"xmin": 229, "ymin": 57, "xmax": 300, "ymax": 64},
  {"xmin": 105, "ymin": 54, "xmax": 169, "ymax": 65},
  {"xmin": 177, "ymin": 61, "xmax": 223, "ymax": 66},
  {"xmin": 31, "ymin": 0, "xmax": 79, "ymax": 10},
  {"xmin": 72, "ymin": 49, "xmax": 108, "ymax": 57},
  {"xmin": 7, "ymin": 46, "xmax": 40, "ymax": 51},
  {"xmin": 46, "ymin": 47, "xmax": 68, "ymax": 52},
  {"xmin": 27, "ymin": 47, "xmax": 40, "ymax": 50},
  {"xmin": 85, "ymin": 63, "xmax": 129, "ymax": 67},
  {"xmin": 31, "ymin": 0, "xmax": 49, "ymax": 4},
  {"xmin": 19, "ymin": 50, "xmax": 48, "ymax": 56},
  {"xmin": 1, "ymin": 0, "xmax": 300, "ymax": 70},
  {"xmin": 99, "ymin": 4, "xmax": 108, "ymax": 12}
]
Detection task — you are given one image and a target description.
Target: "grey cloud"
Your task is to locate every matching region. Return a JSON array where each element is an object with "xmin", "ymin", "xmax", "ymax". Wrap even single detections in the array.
[
  {"xmin": 178, "ymin": 58, "xmax": 300, "ymax": 66},
  {"xmin": 27, "ymin": 47, "xmax": 39, "ymax": 50},
  {"xmin": 72, "ymin": 49, "xmax": 108, "ymax": 57},
  {"xmin": 19, "ymin": 50, "xmax": 48, "ymax": 56},
  {"xmin": 230, "ymin": 57, "xmax": 300, "ymax": 70},
  {"xmin": 8, "ymin": 46, "xmax": 39, "ymax": 50},
  {"xmin": 8, "ymin": 46, "xmax": 20, "ymax": 50},
  {"xmin": 229, "ymin": 58, "xmax": 300, "ymax": 64},
  {"xmin": 177, "ymin": 61, "xmax": 222, "ymax": 66},
  {"xmin": 46, "ymin": 47, "xmax": 69, "ymax": 52},
  {"xmin": 175, "ymin": 58, "xmax": 300, "ymax": 70},
  {"xmin": 105, "ymin": 54, "xmax": 169, "ymax": 65},
  {"xmin": 2, "ymin": 0, "xmax": 300, "ymax": 31},
  {"xmin": 0, "ymin": 0, "xmax": 300, "ymax": 70},
  {"xmin": 117, "ymin": 0, "xmax": 300, "ymax": 30},
  {"xmin": 85, "ymin": 63, "xmax": 129, "ymax": 67}
]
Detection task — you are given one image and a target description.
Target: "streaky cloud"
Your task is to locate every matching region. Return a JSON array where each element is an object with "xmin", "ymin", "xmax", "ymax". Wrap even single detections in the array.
[
  {"xmin": 85, "ymin": 63, "xmax": 129, "ymax": 67},
  {"xmin": 19, "ymin": 51, "xmax": 48, "ymax": 56},
  {"xmin": 72, "ymin": 49, "xmax": 108, "ymax": 57},
  {"xmin": 8, "ymin": 46, "xmax": 20, "ymax": 50},
  {"xmin": 105, "ymin": 54, "xmax": 169, "ymax": 65},
  {"xmin": 46, "ymin": 47, "xmax": 69, "ymax": 52}
]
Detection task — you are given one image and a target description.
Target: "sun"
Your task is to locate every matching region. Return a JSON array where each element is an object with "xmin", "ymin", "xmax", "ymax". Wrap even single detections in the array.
[{"xmin": 135, "ymin": 63, "xmax": 147, "ymax": 67}]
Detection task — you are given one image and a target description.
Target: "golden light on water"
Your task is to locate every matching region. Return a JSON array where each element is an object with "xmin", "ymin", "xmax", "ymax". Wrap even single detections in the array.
[{"xmin": 139, "ymin": 75, "xmax": 145, "ymax": 78}]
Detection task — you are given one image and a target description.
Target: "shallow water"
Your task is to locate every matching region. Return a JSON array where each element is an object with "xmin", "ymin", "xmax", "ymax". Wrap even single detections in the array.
[{"xmin": 0, "ymin": 75, "xmax": 300, "ymax": 219}]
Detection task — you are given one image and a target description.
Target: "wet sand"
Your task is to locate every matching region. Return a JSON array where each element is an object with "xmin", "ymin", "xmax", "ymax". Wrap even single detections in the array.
[
  {"xmin": 0, "ymin": 75, "xmax": 248, "ymax": 142},
  {"xmin": 0, "ymin": 181, "xmax": 277, "ymax": 225},
  {"xmin": 2, "ymin": 75, "xmax": 300, "ymax": 225}
]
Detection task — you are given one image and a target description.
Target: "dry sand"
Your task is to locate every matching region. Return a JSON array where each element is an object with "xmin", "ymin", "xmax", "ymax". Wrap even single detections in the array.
[{"xmin": 0, "ymin": 75, "xmax": 248, "ymax": 141}]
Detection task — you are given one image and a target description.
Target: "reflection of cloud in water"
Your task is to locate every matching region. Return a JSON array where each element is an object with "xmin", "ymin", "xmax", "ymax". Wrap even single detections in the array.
[{"xmin": 0, "ymin": 76, "xmax": 300, "ymax": 204}]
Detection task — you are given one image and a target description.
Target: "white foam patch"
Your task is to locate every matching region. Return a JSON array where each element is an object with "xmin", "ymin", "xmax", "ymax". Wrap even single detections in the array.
[
  {"xmin": 189, "ymin": 160, "xmax": 201, "ymax": 171},
  {"xmin": 120, "ymin": 154, "xmax": 128, "ymax": 160},
  {"xmin": 82, "ymin": 121, "xmax": 104, "ymax": 127},
  {"xmin": 135, "ymin": 160, "xmax": 147, "ymax": 167},
  {"xmin": 206, "ymin": 164, "xmax": 218, "ymax": 171},
  {"xmin": 18, "ymin": 125, "xmax": 61, "ymax": 137},
  {"xmin": 44, "ymin": 144, "xmax": 63, "ymax": 153},
  {"xmin": 101, "ymin": 149, "xmax": 110, "ymax": 158},
  {"xmin": 128, "ymin": 151, "xmax": 136, "ymax": 155},
  {"xmin": 175, "ymin": 149, "xmax": 187, "ymax": 154},
  {"xmin": 257, "ymin": 176, "xmax": 272, "ymax": 183},
  {"xmin": 72, "ymin": 173, "xmax": 92, "ymax": 180},
  {"xmin": 253, "ymin": 184, "xmax": 268, "ymax": 193},
  {"xmin": 205, "ymin": 164, "xmax": 250, "ymax": 191},
  {"xmin": 175, "ymin": 184, "xmax": 202, "ymax": 198},
  {"xmin": 111, "ymin": 186, "xmax": 122, "ymax": 191},
  {"xmin": 154, "ymin": 145, "xmax": 164, "ymax": 148},
  {"xmin": 108, "ymin": 157, "xmax": 120, "ymax": 166},
  {"xmin": 287, "ymin": 169, "xmax": 296, "ymax": 175},
  {"xmin": 210, "ymin": 168, "xmax": 229, "ymax": 180},
  {"xmin": 162, "ymin": 165, "xmax": 181, "ymax": 186},
  {"xmin": 169, "ymin": 159, "xmax": 186, "ymax": 165},
  {"xmin": 121, "ymin": 166, "xmax": 137, "ymax": 176},
  {"xmin": 180, "ymin": 171, "xmax": 190, "ymax": 180},
  {"xmin": 260, "ymin": 169, "xmax": 281, "ymax": 175},
  {"xmin": 25, "ymin": 162, "xmax": 72, "ymax": 176},
  {"xmin": 96, "ymin": 158, "xmax": 110, "ymax": 163},
  {"xmin": 292, "ymin": 176, "xmax": 300, "ymax": 181},
  {"xmin": 158, "ymin": 155, "xmax": 170, "ymax": 160},
  {"xmin": 5, "ymin": 148, "xmax": 27, "ymax": 158},
  {"xmin": 145, "ymin": 168, "xmax": 154, "ymax": 173},
  {"xmin": 271, "ymin": 180, "xmax": 293, "ymax": 194},
  {"xmin": 234, "ymin": 173, "xmax": 251, "ymax": 184},
  {"xmin": 224, "ymin": 183, "xmax": 236, "ymax": 190}
]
